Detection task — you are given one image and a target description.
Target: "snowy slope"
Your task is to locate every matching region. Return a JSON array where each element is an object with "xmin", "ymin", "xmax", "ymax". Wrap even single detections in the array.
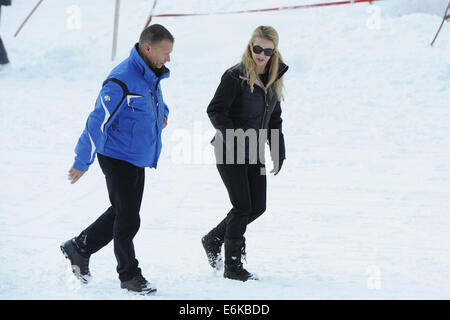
[
  {"xmin": 0, "ymin": 0, "xmax": 449, "ymax": 299},
  {"xmin": 379, "ymin": 0, "xmax": 448, "ymax": 17}
]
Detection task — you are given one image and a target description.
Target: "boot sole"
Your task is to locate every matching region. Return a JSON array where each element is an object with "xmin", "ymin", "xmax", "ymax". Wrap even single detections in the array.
[
  {"xmin": 224, "ymin": 271, "xmax": 259, "ymax": 282},
  {"xmin": 201, "ymin": 238, "xmax": 223, "ymax": 270},
  {"xmin": 121, "ymin": 287, "xmax": 157, "ymax": 295},
  {"xmin": 60, "ymin": 243, "xmax": 90, "ymax": 284},
  {"xmin": 207, "ymin": 254, "xmax": 223, "ymax": 271}
]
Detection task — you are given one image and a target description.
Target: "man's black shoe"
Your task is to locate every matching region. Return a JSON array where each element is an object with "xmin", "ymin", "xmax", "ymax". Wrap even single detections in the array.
[
  {"xmin": 121, "ymin": 275, "xmax": 157, "ymax": 294},
  {"xmin": 60, "ymin": 238, "xmax": 91, "ymax": 284}
]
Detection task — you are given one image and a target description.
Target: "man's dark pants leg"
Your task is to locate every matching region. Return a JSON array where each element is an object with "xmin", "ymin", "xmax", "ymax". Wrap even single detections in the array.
[
  {"xmin": 0, "ymin": 36, "xmax": 9, "ymax": 65},
  {"xmin": 214, "ymin": 164, "xmax": 267, "ymax": 240},
  {"xmin": 75, "ymin": 153, "xmax": 145, "ymax": 282},
  {"xmin": 0, "ymin": 6, "xmax": 8, "ymax": 65}
]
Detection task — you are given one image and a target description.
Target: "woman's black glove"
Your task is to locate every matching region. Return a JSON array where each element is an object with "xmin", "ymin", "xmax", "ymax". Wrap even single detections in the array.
[
  {"xmin": 269, "ymin": 131, "xmax": 285, "ymax": 175},
  {"xmin": 270, "ymin": 157, "xmax": 284, "ymax": 175}
]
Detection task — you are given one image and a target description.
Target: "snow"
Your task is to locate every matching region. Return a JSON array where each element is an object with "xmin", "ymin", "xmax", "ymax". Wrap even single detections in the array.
[
  {"xmin": 0, "ymin": 0, "xmax": 449, "ymax": 299},
  {"xmin": 379, "ymin": 0, "xmax": 449, "ymax": 17}
]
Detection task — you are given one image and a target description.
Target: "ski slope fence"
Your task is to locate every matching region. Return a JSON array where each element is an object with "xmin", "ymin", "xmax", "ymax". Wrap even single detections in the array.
[{"xmin": 145, "ymin": 0, "xmax": 383, "ymax": 27}]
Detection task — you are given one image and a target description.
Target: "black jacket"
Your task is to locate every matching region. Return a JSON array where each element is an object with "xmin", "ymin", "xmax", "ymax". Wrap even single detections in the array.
[{"xmin": 207, "ymin": 62, "xmax": 288, "ymax": 164}]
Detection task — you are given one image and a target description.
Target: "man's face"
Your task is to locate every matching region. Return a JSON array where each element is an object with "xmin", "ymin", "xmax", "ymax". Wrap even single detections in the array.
[{"xmin": 141, "ymin": 40, "xmax": 173, "ymax": 69}]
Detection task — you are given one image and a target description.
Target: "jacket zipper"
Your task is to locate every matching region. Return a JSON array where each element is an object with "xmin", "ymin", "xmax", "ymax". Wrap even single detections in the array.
[
  {"xmin": 149, "ymin": 89, "xmax": 160, "ymax": 165},
  {"xmin": 260, "ymin": 91, "xmax": 268, "ymax": 129},
  {"xmin": 253, "ymin": 78, "xmax": 269, "ymax": 129},
  {"xmin": 149, "ymin": 89, "xmax": 156, "ymax": 117}
]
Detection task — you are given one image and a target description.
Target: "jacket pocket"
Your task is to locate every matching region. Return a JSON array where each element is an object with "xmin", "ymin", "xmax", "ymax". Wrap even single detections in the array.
[
  {"xmin": 128, "ymin": 96, "xmax": 151, "ymax": 114},
  {"xmin": 105, "ymin": 118, "xmax": 134, "ymax": 153},
  {"xmin": 130, "ymin": 116, "xmax": 157, "ymax": 154}
]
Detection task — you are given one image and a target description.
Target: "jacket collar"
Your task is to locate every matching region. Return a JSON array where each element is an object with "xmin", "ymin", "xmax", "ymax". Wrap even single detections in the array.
[
  {"xmin": 130, "ymin": 43, "xmax": 170, "ymax": 86},
  {"xmin": 277, "ymin": 62, "xmax": 289, "ymax": 79},
  {"xmin": 237, "ymin": 61, "xmax": 289, "ymax": 89}
]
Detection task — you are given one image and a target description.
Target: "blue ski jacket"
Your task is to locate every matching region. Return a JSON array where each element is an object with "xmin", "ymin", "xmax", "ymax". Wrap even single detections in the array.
[{"xmin": 73, "ymin": 44, "xmax": 170, "ymax": 171}]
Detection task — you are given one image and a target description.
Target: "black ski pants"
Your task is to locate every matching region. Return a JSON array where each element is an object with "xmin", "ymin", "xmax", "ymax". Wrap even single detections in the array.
[
  {"xmin": 0, "ymin": 7, "xmax": 8, "ymax": 65},
  {"xmin": 213, "ymin": 163, "xmax": 267, "ymax": 240},
  {"xmin": 76, "ymin": 153, "xmax": 144, "ymax": 282},
  {"xmin": 0, "ymin": 36, "xmax": 8, "ymax": 65}
]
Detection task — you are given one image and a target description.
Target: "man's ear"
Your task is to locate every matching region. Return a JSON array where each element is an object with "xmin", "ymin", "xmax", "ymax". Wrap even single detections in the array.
[{"xmin": 145, "ymin": 42, "xmax": 152, "ymax": 53}]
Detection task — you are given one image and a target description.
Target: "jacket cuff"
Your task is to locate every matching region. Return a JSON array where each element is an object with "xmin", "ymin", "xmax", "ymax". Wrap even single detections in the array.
[
  {"xmin": 164, "ymin": 104, "xmax": 169, "ymax": 119},
  {"xmin": 73, "ymin": 159, "xmax": 89, "ymax": 172}
]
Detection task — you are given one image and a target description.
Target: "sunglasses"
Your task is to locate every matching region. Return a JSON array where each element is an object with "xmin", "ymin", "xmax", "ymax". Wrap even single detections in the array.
[{"xmin": 252, "ymin": 45, "xmax": 275, "ymax": 57}]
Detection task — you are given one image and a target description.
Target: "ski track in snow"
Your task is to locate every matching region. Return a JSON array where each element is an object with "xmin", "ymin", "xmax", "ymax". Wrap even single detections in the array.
[{"xmin": 0, "ymin": 0, "xmax": 449, "ymax": 299}]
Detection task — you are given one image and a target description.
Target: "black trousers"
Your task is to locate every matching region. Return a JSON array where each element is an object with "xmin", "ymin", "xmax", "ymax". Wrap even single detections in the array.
[
  {"xmin": 0, "ymin": 36, "xmax": 8, "ymax": 65},
  {"xmin": 0, "ymin": 6, "xmax": 7, "ymax": 65},
  {"xmin": 213, "ymin": 164, "xmax": 267, "ymax": 240},
  {"xmin": 75, "ymin": 153, "xmax": 145, "ymax": 282}
]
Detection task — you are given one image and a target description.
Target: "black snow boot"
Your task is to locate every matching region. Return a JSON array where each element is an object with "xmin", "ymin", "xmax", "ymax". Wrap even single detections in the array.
[
  {"xmin": 224, "ymin": 237, "xmax": 258, "ymax": 282},
  {"xmin": 60, "ymin": 238, "xmax": 91, "ymax": 284},
  {"xmin": 201, "ymin": 230, "xmax": 224, "ymax": 270},
  {"xmin": 121, "ymin": 275, "xmax": 157, "ymax": 295}
]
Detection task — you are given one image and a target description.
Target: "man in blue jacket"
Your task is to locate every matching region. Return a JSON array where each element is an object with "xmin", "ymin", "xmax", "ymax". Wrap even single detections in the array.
[{"xmin": 61, "ymin": 24, "xmax": 174, "ymax": 294}]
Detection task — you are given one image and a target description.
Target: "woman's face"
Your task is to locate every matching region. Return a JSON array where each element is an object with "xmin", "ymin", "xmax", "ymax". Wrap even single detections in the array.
[{"xmin": 249, "ymin": 37, "xmax": 275, "ymax": 70}]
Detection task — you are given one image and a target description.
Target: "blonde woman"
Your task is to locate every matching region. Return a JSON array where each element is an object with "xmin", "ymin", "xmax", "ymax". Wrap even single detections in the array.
[{"xmin": 203, "ymin": 26, "xmax": 288, "ymax": 281}]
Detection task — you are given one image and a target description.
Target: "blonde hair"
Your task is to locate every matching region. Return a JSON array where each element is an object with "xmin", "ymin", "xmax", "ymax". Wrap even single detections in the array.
[{"xmin": 241, "ymin": 26, "xmax": 285, "ymax": 101}]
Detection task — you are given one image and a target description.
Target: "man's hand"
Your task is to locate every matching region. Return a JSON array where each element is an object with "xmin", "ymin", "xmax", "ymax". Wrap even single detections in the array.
[
  {"xmin": 163, "ymin": 116, "xmax": 168, "ymax": 129},
  {"xmin": 68, "ymin": 167, "xmax": 86, "ymax": 184}
]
